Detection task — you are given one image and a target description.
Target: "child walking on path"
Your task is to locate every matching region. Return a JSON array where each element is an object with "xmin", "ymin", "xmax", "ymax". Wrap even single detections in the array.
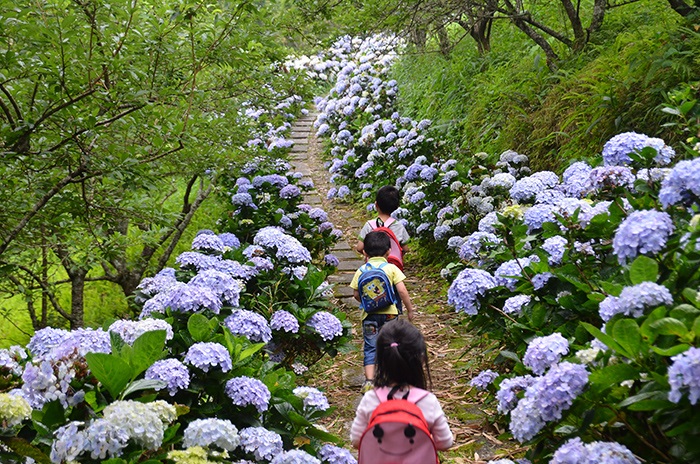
[
  {"xmin": 350, "ymin": 319, "xmax": 454, "ymax": 455},
  {"xmin": 356, "ymin": 185, "xmax": 410, "ymax": 255},
  {"xmin": 350, "ymin": 231, "xmax": 416, "ymax": 391}
]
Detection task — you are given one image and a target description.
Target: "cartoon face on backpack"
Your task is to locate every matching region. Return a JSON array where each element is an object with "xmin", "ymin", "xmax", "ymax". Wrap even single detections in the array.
[
  {"xmin": 364, "ymin": 421, "xmax": 436, "ymax": 463},
  {"xmin": 363, "ymin": 277, "xmax": 387, "ymax": 301}
]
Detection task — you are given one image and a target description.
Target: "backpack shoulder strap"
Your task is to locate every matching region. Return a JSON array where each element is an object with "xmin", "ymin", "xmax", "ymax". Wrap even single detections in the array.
[
  {"xmin": 383, "ymin": 217, "xmax": 396, "ymax": 227},
  {"xmin": 374, "ymin": 386, "xmax": 429, "ymax": 404}
]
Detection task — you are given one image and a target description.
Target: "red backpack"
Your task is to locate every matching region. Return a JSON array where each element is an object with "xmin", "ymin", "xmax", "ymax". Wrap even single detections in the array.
[
  {"xmin": 358, "ymin": 386, "xmax": 439, "ymax": 464},
  {"xmin": 370, "ymin": 218, "xmax": 404, "ymax": 271}
]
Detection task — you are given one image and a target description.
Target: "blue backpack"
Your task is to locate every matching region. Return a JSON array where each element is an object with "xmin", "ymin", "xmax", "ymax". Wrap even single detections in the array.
[{"xmin": 357, "ymin": 262, "xmax": 400, "ymax": 313}]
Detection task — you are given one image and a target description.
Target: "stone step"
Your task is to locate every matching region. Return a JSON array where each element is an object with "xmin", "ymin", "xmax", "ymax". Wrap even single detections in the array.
[
  {"xmin": 332, "ymin": 250, "xmax": 361, "ymax": 260},
  {"xmin": 328, "ymin": 272, "xmax": 354, "ymax": 284},
  {"xmin": 338, "ymin": 260, "xmax": 363, "ymax": 272},
  {"xmin": 334, "ymin": 285, "xmax": 354, "ymax": 298},
  {"xmin": 339, "ymin": 297, "xmax": 360, "ymax": 308},
  {"xmin": 333, "ymin": 241, "xmax": 352, "ymax": 251}
]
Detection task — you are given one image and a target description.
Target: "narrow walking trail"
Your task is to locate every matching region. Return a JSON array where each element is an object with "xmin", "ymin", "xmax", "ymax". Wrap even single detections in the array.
[{"xmin": 289, "ymin": 113, "xmax": 513, "ymax": 463}]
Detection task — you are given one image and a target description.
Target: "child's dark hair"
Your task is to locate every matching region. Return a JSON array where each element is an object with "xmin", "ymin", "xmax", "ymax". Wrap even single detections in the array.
[
  {"xmin": 374, "ymin": 319, "xmax": 432, "ymax": 390},
  {"xmin": 363, "ymin": 231, "xmax": 391, "ymax": 258},
  {"xmin": 376, "ymin": 186, "xmax": 400, "ymax": 214}
]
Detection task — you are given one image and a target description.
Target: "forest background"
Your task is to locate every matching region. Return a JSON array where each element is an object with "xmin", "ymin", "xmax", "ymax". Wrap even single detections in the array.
[{"xmin": 1, "ymin": 0, "xmax": 699, "ymax": 344}]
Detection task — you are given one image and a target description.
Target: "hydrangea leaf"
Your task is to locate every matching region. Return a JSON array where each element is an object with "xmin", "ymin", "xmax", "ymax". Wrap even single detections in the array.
[
  {"xmin": 650, "ymin": 344, "xmax": 691, "ymax": 356},
  {"xmin": 188, "ymin": 313, "xmax": 215, "ymax": 342},
  {"xmin": 648, "ymin": 317, "xmax": 690, "ymax": 338},
  {"xmin": 122, "ymin": 379, "xmax": 167, "ymax": 398},
  {"xmin": 629, "ymin": 255, "xmax": 659, "ymax": 285},
  {"xmin": 611, "ymin": 319, "xmax": 643, "ymax": 359},
  {"xmin": 581, "ymin": 322, "xmax": 626, "ymax": 355},
  {"xmin": 640, "ymin": 306, "xmax": 667, "ymax": 343},
  {"xmin": 85, "ymin": 352, "xmax": 133, "ymax": 399},
  {"xmin": 590, "ymin": 364, "xmax": 640, "ymax": 394},
  {"xmin": 130, "ymin": 330, "xmax": 167, "ymax": 377}
]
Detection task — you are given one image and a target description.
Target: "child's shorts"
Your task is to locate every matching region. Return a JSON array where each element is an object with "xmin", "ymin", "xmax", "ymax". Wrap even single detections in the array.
[{"xmin": 363, "ymin": 313, "xmax": 399, "ymax": 366}]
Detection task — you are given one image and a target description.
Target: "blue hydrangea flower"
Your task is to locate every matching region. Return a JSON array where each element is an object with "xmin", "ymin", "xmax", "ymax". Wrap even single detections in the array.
[
  {"xmin": 523, "ymin": 334, "xmax": 570, "ymax": 375},
  {"xmin": 584, "ymin": 166, "xmax": 635, "ymax": 193},
  {"xmin": 271, "ymin": 449, "xmax": 321, "ymax": 464},
  {"xmin": 47, "ymin": 328, "xmax": 111, "ymax": 360},
  {"xmin": 522, "ymin": 205, "xmax": 556, "ymax": 232},
  {"xmin": 270, "ymin": 310, "xmax": 300, "ymax": 333},
  {"xmin": 307, "ymin": 311, "xmax": 343, "ymax": 341},
  {"xmin": 532, "ymin": 272, "xmax": 553, "ymax": 290},
  {"xmin": 239, "ymin": 427, "xmax": 284, "ymax": 461},
  {"xmin": 469, "ymin": 369, "xmax": 499, "ymax": 390},
  {"xmin": 497, "ymin": 375, "xmax": 535, "ymax": 414},
  {"xmin": 459, "ymin": 232, "xmax": 500, "ymax": 261},
  {"xmin": 50, "ymin": 421, "xmax": 86, "ymax": 463},
  {"xmin": 225, "ymin": 376, "xmax": 271, "ymax": 413},
  {"xmin": 218, "ymin": 232, "xmax": 241, "ymax": 249},
  {"xmin": 183, "ymin": 418, "xmax": 240, "ymax": 451},
  {"xmin": 102, "ymin": 400, "xmax": 175, "ymax": 449},
  {"xmin": 137, "ymin": 268, "xmax": 178, "ymax": 297},
  {"xmin": 214, "ymin": 259, "xmax": 258, "ymax": 280},
  {"xmin": 252, "ymin": 174, "xmax": 289, "ymax": 188},
  {"xmin": 192, "ymin": 232, "xmax": 226, "ymax": 254},
  {"xmin": 542, "ymin": 236, "xmax": 567, "ymax": 265},
  {"xmin": 552, "ymin": 437, "xmax": 641, "ymax": 464},
  {"xmin": 145, "ymin": 359, "xmax": 190, "ymax": 396},
  {"xmin": 254, "ymin": 227, "xmax": 312, "ymax": 263},
  {"xmin": 659, "ymin": 158, "xmax": 700, "ymax": 208},
  {"xmin": 510, "ymin": 177, "xmax": 546, "ymax": 203},
  {"xmin": 176, "ymin": 251, "xmax": 220, "ymax": 271},
  {"xmin": 319, "ymin": 444, "xmax": 357, "ymax": 464},
  {"xmin": 165, "ymin": 283, "xmax": 222, "ymax": 314},
  {"xmin": 82, "ymin": 418, "xmax": 129, "ymax": 459},
  {"xmin": 224, "ymin": 310, "xmax": 272, "ymax": 343},
  {"xmin": 602, "ymin": 132, "xmax": 675, "ymax": 166},
  {"xmin": 420, "ymin": 166, "xmax": 439, "ymax": 181},
  {"xmin": 447, "ymin": 269, "xmax": 497, "ymax": 315},
  {"xmin": 232, "ymin": 192, "xmax": 258, "ymax": 209},
  {"xmin": 535, "ymin": 188, "xmax": 566, "ymax": 206},
  {"xmin": 108, "ymin": 319, "xmax": 174, "ymax": 345},
  {"xmin": 409, "ymin": 191, "xmax": 426, "ymax": 204},
  {"xmin": 189, "ymin": 269, "xmax": 243, "ymax": 307},
  {"xmin": 598, "ymin": 281, "xmax": 672, "ymax": 322},
  {"xmin": 433, "ymin": 224, "xmax": 452, "ymax": 240},
  {"xmin": 447, "ymin": 236, "xmax": 466, "ymax": 251},
  {"xmin": 509, "ymin": 362, "xmax": 589, "ymax": 442},
  {"xmin": 327, "ymin": 187, "xmax": 338, "ymax": 199},
  {"xmin": 324, "ymin": 254, "xmax": 340, "ymax": 267},
  {"xmin": 612, "ymin": 210, "xmax": 674, "ymax": 264},
  {"xmin": 495, "ymin": 256, "xmax": 539, "ymax": 291},
  {"xmin": 293, "ymin": 386, "xmax": 330, "ymax": 411},
  {"xmin": 279, "ymin": 184, "xmax": 302, "ymax": 199},
  {"xmin": 337, "ymin": 185, "xmax": 351, "ymax": 198},
  {"xmin": 503, "ymin": 295, "xmax": 531, "ymax": 315},
  {"xmin": 668, "ymin": 347, "xmax": 700, "ymax": 405},
  {"xmin": 184, "ymin": 342, "xmax": 232, "ymax": 372},
  {"xmin": 0, "ymin": 346, "xmax": 26, "ymax": 377},
  {"xmin": 578, "ymin": 201, "xmax": 611, "ymax": 228},
  {"xmin": 27, "ymin": 327, "xmax": 70, "ymax": 359}
]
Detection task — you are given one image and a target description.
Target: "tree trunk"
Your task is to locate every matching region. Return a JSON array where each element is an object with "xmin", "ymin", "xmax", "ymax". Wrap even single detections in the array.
[
  {"xmin": 560, "ymin": 0, "xmax": 586, "ymax": 52},
  {"xmin": 667, "ymin": 0, "xmax": 700, "ymax": 16},
  {"xmin": 437, "ymin": 25, "xmax": 451, "ymax": 56},
  {"xmin": 511, "ymin": 18, "xmax": 560, "ymax": 71},
  {"xmin": 470, "ymin": 17, "xmax": 492, "ymax": 54},
  {"xmin": 69, "ymin": 270, "xmax": 86, "ymax": 329}
]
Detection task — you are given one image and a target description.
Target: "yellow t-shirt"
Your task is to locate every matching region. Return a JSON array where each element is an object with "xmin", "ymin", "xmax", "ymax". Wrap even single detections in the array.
[{"xmin": 350, "ymin": 257, "xmax": 405, "ymax": 319}]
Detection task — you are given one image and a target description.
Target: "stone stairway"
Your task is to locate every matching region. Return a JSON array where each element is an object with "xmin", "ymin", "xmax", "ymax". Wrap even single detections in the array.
[{"xmin": 288, "ymin": 113, "xmax": 364, "ymax": 308}]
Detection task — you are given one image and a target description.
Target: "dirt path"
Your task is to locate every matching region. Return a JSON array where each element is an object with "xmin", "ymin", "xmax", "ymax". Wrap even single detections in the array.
[{"xmin": 289, "ymin": 114, "xmax": 512, "ymax": 463}]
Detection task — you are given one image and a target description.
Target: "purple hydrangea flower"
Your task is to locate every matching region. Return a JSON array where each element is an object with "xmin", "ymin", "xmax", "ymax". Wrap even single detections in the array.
[
  {"xmin": 324, "ymin": 254, "xmax": 340, "ymax": 267},
  {"xmin": 279, "ymin": 184, "xmax": 302, "ymax": 199},
  {"xmin": 218, "ymin": 232, "xmax": 241, "ymax": 249},
  {"xmin": 659, "ymin": 158, "xmax": 700, "ymax": 208},
  {"xmin": 495, "ymin": 256, "xmax": 539, "ymax": 291},
  {"xmin": 447, "ymin": 269, "xmax": 497, "ymax": 315},
  {"xmin": 532, "ymin": 272, "xmax": 554, "ymax": 290},
  {"xmin": 184, "ymin": 342, "xmax": 232, "ymax": 372},
  {"xmin": 497, "ymin": 375, "xmax": 535, "ymax": 414},
  {"xmin": 271, "ymin": 450, "xmax": 321, "ymax": 464},
  {"xmin": 192, "ymin": 233, "xmax": 226, "ymax": 254},
  {"xmin": 523, "ymin": 205, "xmax": 556, "ymax": 233},
  {"xmin": 176, "ymin": 251, "xmax": 220, "ymax": 271},
  {"xmin": 145, "ymin": 359, "xmax": 190, "ymax": 396},
  {"xmin": 48, "ymin": 328, "xmax": 111, "ymax": 360},
  {"xmin": 189, "ymin": 269, "xmax": 243, "ymax": 307},
  {"xmin": 224, "ymin": 310, "xmax": 272, "ymax": 343},
  {"xmin": 239, "ymin": 427, "xmax": 284, "ymax": 461},
  {"xmin": 232, "ymin": 192, "xmax": 257, "ymax": 209},
  {"xmin": 225, "ymin": 376, "xmax": 271, "ymax": 413},
  {"xmin": 523, "ymin": 334, "xmax": 570, "ymax": 375},
  {"xmin": 165, "ymin": 283, "xmax": 222, "ymax": 314},
  {"xmin": 270, "ymin": 310, "xmax": 300, "ymax": 333},
  {"xmin": 598, "ymin": 281, "xmax": 673, "ymax": 322},
  {"xmin": 509, "ymin": 362, "xmax": 589, "ymax": 442},
  {"xmin": 584, "ymin": 166, "xmax": 635, "ymax": 193},
  {"xmin": 254, "ymin": 227, "xmax": 312, "ymax": 263},
  {"xmin": 50, "ymin": 421, "xmax": 86, "ymax": 463},
  {"xmin": 309, "ymin": 208, "xmax": 329, "ymax": 222},
  {"xmin": 108, "ymin": 319, "xmax": 174, "ymax": 345},
  {"xmin": 535, "ymin": 188, "xmax": 566, "ymax": 206},
  {"xmin": 252, "ymin": 174, "xmax": 289, "ymax": 188},
  {"xmin": 503, "ymin": 295, "xmax": 531, "ymax": 315},
  {"xmin": 612, "ymin": 210, "xmax": 674, "ymax": 264},
  {"xmin": 137, "ymin": 268, "xmax": 178, "ymax": 297},
  {"xmin": 668, "ymin": 347, "xmax": 700, "ymax": 405},
  {"xmin": 542, "ymin": 236, "xmax": 567, "ymax": 265},
  {"xmin": 27, "ymin": 327, "xmax": 70, "ymax": 359},
  {"xmin": 602, "ymin": 132, "xmax": 675, "ymax": 166},
  {"xmin": 307, "ymin": 311, "xmax": 343, "ymax": 341},
  {"xmin": 510, "ymin": 177, "xmax": 546, "ymax": 203},
  {"xmin": 469, "ymin": 369, "xmax": 499, "ymax": 390},
  {"xmin": 552, "ymin": 437, "xmax": 640, "ymax": 464},
  {"xmin": 214, "ymin": 259, "xmax": 258, "ymax": 281},
  {"xmin": 82, "ymin": 418, "xmax": 129, "ymax": 459},
  {"xmin": 433, "ymin": 224, "xmax": 452, "ymax": 241},
  {"xmin": 337, "ymin": 185, "xmax": 351, "ymax": 198},
  {"xmin": 319, "ymin": 444, "xmax": 357, "ymax": 464},
  {"xmin": 293, "ymin": 386, "xmax": 330, "ymax": 411},
  {"xmin": 458, "ymin": 232, "xmax": 500, "ymax": 261}
]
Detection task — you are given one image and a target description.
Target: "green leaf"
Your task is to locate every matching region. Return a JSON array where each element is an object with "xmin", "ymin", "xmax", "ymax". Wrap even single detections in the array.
[
  {"xmin": 0, "ymin": 437, "xmax": 51, "ymax": 464},
  {"xmin": 499, "ymin": 350, "xmax": 521, "ymax": 363},
  {"xmin": 682, "ymin": 288, "xmax": 700, "ymax": 306},
  {"xmin": 629, "ymin": 255, "xmax": 658, "ymax": 284},
  {"xmin": 188, "ymin": 313, "xmax": 215, "ymax": 342},
  {"xmin": 122, "ymin": 379, "xmax": 167, "ymax": 398},
  {"xmin": 85, "ymin": 352, "xmax": 133, "ymax": 399},
  {"xmin": 590, "ymin": 364, "xmax": 639, "ymax": 393},
  {"xmin": 627, "ymin": 399, "xmax": 674, "ymax": 411},
  {"xmin": 650, "ymin": 344, "xmax": 690, "ymax": 356},
  {"xmin": 641, "ymin": 306, "xmax": 667, "ymax": 343},
  {"xmin": 618, "ymin": 391, "xmax": 667, "ymax": 408},
  {"xmin": 649, "ymin": 318, "xmax": 689, "ymax": 338},
  {"xmin": 288, "ymin": 410, "xmax": 313, "ymax": 426},
  {"xmin": 37, "ymin": 401, "xmax": 65, "ymax": 428},
  {"xmin": 130, "ymin": 330, "xmax": 166, "ymax": 377},
  {"xmin": 306, "ymin": 425, "xmax": 342, "ymax": 442},
  {"xmin": 581, "ymin": 322, "xmax": 626, "ymax": 356},
  {"xmin": 612, "ymin": 319, "xmax": 643, "ymax": 359},
  {"xmin": 239, "ymin": 342, "xmax": 265, "ymax": 362},
  {"xmin": 670, "ymin": 304, "xmax": 700, "ymax": 326}
]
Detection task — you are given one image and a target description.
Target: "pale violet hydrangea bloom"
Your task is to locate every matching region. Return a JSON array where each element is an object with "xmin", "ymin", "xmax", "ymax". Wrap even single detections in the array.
[
  {"xmin": 165, "ymin": 282, "xmax": 223, "ymax": 314},
  {"xmin": 189, "ymin": 269, "xmax": 243, "ymax": 307},
  {"xmin": 584, "ymin": 166, "xmax": 635, "ymax": 193},
  {"xmin": 668, "ymin": 347, "xmax": 700, "ymax": 405},
  {"xmin": 82, "ymin": 418, "xmax": 129, "ymax": 459},
  {"xmin": 510, "ymin": 176, "xmax": 546, "ymax": 203},
  {"xmin": 271, "ymin": 449, "xmax": 321, "ymax": 464},
  {"xmin": 192, "ymin": 232, "xmax": 226, "ymax": 254},
  {"xmin": 447, "ymin": 269, "xmax": 497, "ymax": 315},
  {"xmin": 469, "ymin": 369, "xmax": 499, "ymax": 390},
  {"xmin": 50, "ymin": 421, "xmax": 86, "ymax": 463},
  {"xmin": 26, "ymin": 327, "xmax": 70, "ymax": 359},
  {"xmin": 458, "ymin": 232, "xmax": 500, "ymax": 261},
  {"xmin": 270, "ymin": 310, "xmax": 300, "ymax": 333},
  {"xmin": 225, "ymin": 376, "xmax": 271, "ymax": 413},
  {"xmin": 307, "ymin": 311, "xmax": 343, "ymax": 341},
  {"xmin": 254, "ymin": 227, "xmax": 312, "ymax": 263},
  {"xmin": 542, "ymin": 236, "xmax": 567, "ymax": 265},
  {"xmin": 103, "ymin": 400, "xmax": 176, "ymax": 449},
  {"xmin": 224, "ymin": 310, "xmax": 272, "ymax": 343},
  {"xmin": 503, "ymin": 295, "xmax": 531, "ymax": 315},
  {"xmin": 279, "ymin": 184, "xmax": 302, "ymax": 199},
  {"xmin": 497, "ymin": 375, "xmax": 535, "ymax": 414},
  {"xmin": 602, "ymin": 132, "xmax": 675, "ymax": 166},
  {"xmin": 219, "ymin": 232, "xmax": 241, "ymax": 249},
  {"xmin": 324, "ymin": 253, "xmax": 340, "ymax": 267},
  {"xmin": 494, "ymin": 256, "xmax": 539, "ymax": 291},
  {"xmin": 319, "ymin": 444, "xmax": 357, "ymax": 464},
  {"xmin": 145, "ymin": 359, "xmax": 190, "ymax": 396},
  {"xmin": 137, "ymin": 268, "xmax": 178, "ymax": 297},
  {"xmin": 293, "ymin": 386, "xmax": 330, "ymax": 411},
  {"xmin": 183, "ymin": 418, "xmax": 240, "ymax": 451},
  {"xmin": 184, "ymin": 342, "xmax": 232, "ymax": 372},
  {"xmin": 509, "ymin": 362, "xmax": 588, "ymax": 442},
  {"xmin": 551, "ymin": 437, "xmax": 640, "ymax": 464},
  {"xmin": 176, "ymin": 251, "xmax": 220, "ymax": 271},
  {"xmin": 523, "ymin": 334, "xmax": 570, "ymax": 375},
  {"xmin": 108, "ymin": 319, "xmax": 174, "ymax": 345},
  {"xmin": 598, "ymin": 282, "xmax": 673, "ymax": 322},
  {"xmin": 523, "ymin": 205, "xmax": 556, "ymax": 233},
  {"xmin": 239, "ymin": 427, "xmax": 284, "ymax": 461},
  {"xmin": 612, "ymin": 210, "xmax": 674, "ymax": 264},
  {"xmin": 659, "ymin": 158, "xmax": 700, "ymax": 208}
]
